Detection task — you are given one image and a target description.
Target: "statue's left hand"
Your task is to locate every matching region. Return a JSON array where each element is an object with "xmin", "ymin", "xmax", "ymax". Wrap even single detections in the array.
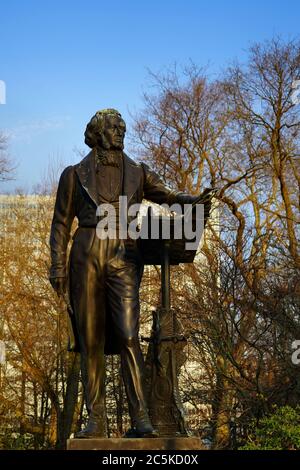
[
  {"xmin": 196, "ymin": 187, "xmax": 218, "ymax": 219},
  {"xmin": 50, "ymin": 277, "xmax": 67, "ymax": 297},
  {"xmin": 198, "ymin": 187, "xmax": 218, "ymax": 202}
]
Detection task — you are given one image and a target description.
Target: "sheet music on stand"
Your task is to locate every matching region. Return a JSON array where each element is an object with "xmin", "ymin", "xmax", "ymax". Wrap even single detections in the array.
[{"xmin": 139, "ymin": 188, "xmax": 218, "ymax": 265}]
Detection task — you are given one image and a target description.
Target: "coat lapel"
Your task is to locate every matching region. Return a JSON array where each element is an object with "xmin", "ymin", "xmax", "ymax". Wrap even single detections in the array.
[
  {"xmin": 75, "ymin": 150, "xmax": 142, "ymax": 206},
  {"xmin": 123, "ymin": 153, "xmax": 142, "ymax": 202},
  {"xmin": 75, "ymin": 149, "xmax": 99, "ymax": 206}
]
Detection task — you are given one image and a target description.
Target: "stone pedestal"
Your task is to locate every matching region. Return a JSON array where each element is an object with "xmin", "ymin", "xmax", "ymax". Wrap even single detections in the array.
[{"xmin": 67, "ymin": 437, "xmax": 204, "ymax": 451}]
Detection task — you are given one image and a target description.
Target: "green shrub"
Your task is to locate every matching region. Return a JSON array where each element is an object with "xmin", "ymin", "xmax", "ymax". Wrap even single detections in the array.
[{"xmin": 240, "ymin": 405, "xmax": 300, "ymax": 450}]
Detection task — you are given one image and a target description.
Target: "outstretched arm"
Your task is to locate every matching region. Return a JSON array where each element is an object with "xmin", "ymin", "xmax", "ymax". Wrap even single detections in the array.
[{"xmin": 141, "ymin": 162, "xmax": 214, "ymax": 220}]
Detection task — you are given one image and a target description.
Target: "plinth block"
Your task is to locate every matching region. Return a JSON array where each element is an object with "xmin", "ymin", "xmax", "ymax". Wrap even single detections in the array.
[{"xmin": 67, "ymin": 437, "xmax": 204, "ymax": 451}]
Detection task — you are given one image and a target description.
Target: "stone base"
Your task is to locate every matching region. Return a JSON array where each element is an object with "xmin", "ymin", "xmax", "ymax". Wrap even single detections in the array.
[{"xmin": 67, "ymin": 437, "xmax": 204, "ymax": 451}]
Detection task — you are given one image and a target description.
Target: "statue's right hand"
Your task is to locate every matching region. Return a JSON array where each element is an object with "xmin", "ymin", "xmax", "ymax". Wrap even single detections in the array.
[{"xmin": 50, "ymin": 277, "xmax": 67, "ymax": 297}]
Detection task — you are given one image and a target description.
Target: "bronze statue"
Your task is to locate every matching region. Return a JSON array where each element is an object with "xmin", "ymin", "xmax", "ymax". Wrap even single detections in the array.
[{"xmin": 49, "ymin": 109, "xmax": 212, "ymax": 439}]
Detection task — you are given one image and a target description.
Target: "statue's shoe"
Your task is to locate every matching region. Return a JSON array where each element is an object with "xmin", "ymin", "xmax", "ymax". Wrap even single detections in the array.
[
  {"xmin": 74, "ymin": 420, "xmax": 105, "ymax": 439},
  {"xmin": 124, "ymin": 427, "xmax": 159, "ymax": 438},
  {"xmin": 136, "ymin": 428, "xmax": 159, "ymax": 438},
  {"xmin": 136, "ymin": 420, "xmax": 159, "ymax": 438},
  {"xmin": 124, "ymin": 420, "xmax": 159, "ymax": 438}
]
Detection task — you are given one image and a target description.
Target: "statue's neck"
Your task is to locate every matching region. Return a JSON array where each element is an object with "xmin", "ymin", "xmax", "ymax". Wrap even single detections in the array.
[{"xmin": 96, "ymin": 146, "xmax": 123, "ymax": 157}]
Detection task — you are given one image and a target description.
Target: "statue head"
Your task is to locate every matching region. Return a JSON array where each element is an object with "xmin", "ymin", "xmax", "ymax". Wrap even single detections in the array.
[{"xmin": 84, "ymin": 108, "xmax": 126, "ymax": 151}]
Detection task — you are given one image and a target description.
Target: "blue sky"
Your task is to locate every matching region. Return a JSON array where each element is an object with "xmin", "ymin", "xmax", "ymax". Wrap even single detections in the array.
[{"xmin": 0, "ymin": 0, "xmax": 299, "ymax": 192}]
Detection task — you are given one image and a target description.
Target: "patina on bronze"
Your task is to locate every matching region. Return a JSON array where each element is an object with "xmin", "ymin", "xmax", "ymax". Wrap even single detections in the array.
[{"xmin": 49, "ymin": 108, "xmax": 213, "ymax": 439}]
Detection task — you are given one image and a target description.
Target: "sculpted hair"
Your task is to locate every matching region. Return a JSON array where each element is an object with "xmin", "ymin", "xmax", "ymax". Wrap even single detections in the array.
[{"xmin": 84, "ymin": 108, "xmax": 124, "ymax": 149}]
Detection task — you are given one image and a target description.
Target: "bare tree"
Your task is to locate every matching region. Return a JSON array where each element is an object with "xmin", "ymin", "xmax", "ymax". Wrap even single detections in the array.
[
  {"xmin": 0, "ymin": 133, "xmax": 15, "ymax": 182},
  {"xmin": 131, "ymin": 39, "xmax": 300, "ymax": 449}
]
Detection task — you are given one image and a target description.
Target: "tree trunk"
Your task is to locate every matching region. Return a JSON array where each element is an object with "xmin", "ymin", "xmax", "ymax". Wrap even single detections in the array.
[{"xmin": 56, "ymin": 353, "xmax": 81, "ymax": 449}]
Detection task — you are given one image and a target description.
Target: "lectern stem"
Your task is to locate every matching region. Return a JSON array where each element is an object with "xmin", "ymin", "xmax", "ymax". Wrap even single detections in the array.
[{"xmin": 161, "ymin": 240, "xmax": 170, "ymax": 312}]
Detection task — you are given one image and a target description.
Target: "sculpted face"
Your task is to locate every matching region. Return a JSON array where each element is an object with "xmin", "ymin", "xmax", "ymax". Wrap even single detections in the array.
[{"xmin": 101, "ymin": 115, "xmax": 126, "ymax": 150}]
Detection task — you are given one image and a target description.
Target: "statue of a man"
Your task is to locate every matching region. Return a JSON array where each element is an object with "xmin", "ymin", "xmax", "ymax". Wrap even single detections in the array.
[{"xmin": 49, "ymin": 108, "xmax": 211, "ymax": 438}]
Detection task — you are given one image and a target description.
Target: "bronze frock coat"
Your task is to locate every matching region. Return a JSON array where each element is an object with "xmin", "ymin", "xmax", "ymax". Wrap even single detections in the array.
[{"xmin": 49, "ymin": 149, "xmax": 183, "ymax": 355}]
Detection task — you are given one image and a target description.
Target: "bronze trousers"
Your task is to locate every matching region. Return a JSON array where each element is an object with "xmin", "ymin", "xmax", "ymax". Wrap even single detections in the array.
[{"xmin": 69, "ymin": 227, "xmax": 146, "ymax": 423}]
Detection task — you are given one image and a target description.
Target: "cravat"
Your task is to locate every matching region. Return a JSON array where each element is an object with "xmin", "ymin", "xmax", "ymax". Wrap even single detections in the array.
[{"xmin": 95, "ymin": 151, "xmax": 121, "ymax": 170}]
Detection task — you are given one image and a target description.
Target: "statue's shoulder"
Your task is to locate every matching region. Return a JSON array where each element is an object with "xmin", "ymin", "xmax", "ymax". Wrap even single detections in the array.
[
  {"xmin": 59, "ymin": 164, "xmax": 75, "ymax": 180},
  {"xmin": 75, "ymin": 150, "xmax": 94, "ymax": 170},
  {"xmin": 123, "ymin": 152, "xmax": 142, "ymax": 168},
  {"xmin": 55, "ymin": 166, "xmax": 76, "ymax": 194}
]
